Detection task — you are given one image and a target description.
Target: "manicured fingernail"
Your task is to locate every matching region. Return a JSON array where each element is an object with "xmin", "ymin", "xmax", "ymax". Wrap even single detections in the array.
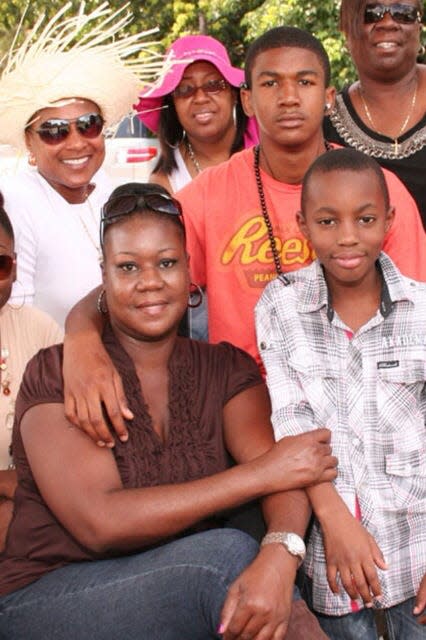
[
  {"xmin": 365, "ymin": 602, "xmax": 373, "ymax": 608},
  {"xmin": 106, "ymin": 441, "xmax": 115, "ymax": 448},
  {"xmin": 217, "ymin": 623, "xmax": 225, "ymax": 634},
  {"xmin": 97, "ymin": 440, "xmax": 106, "ymax": 447},
  {"xmin": 120, "ymin": 434, "xmax": 129, "ymax": 442}
]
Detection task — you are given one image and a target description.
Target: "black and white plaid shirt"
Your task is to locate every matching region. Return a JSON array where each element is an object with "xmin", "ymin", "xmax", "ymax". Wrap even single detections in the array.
[{"xmin": 256, "ymin": 253, "xmax": 426, "ymax": 615}]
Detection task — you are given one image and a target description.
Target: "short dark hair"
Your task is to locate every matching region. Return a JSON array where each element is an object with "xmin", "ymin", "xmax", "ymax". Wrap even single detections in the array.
[
  {"xmin": 301, "ymin": 148, "xmax": 390, "ymax": 212},
  {"xmin": 340, "ymin": 0, "xmax": 423, "ymax": 39},
  {"xmin": 244, "ymin": 26, "xmax": 331, "ymax": 89},
  {"xmin": 152, "ymin": 88, "xmax": 248, "ymax": 177},
  {"xmin": 101, "ymin": 182, "xmax": 185, "ymax": 251},
  {"xmin": 0, "ymin": 192, "xmax": 15, "ymax": 243}
]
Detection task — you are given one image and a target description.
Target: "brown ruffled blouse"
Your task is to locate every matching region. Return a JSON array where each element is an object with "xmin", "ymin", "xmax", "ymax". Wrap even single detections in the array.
[{"xmin": 0, "ymin": 326, "xmax": 262, "ymax": 596}]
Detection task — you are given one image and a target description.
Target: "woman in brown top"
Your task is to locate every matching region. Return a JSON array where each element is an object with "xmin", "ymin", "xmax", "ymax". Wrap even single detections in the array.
[{"xmin": 0, "ymin": 183, "xmax": 335, "ymax": 640}]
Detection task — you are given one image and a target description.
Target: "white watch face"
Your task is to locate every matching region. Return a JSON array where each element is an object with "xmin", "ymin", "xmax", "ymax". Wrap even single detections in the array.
[{"xmin": 286, "ymin": 533, "xmax": 306, "ymax": 558}]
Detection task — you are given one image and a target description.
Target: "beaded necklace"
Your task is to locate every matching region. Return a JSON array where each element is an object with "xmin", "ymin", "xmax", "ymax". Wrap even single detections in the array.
[
  {"xmin": 253, "ymin": 142, "xmax": 333, "ymax": 282},
  {"xmin": 0, "ymin": 347, "xmax": 11, "ymax": 396},
  {"xmin": 0, "ymin": 343, "xmax": 15, "ymax": 468}
]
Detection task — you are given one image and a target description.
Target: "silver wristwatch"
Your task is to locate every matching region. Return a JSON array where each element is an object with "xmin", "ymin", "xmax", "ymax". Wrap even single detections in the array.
[{"xmin": 261, "ymin": 532, "xmax": 306, "ymax": 566}]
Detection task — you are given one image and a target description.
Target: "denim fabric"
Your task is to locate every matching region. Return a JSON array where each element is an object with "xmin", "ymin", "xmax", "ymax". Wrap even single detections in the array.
[
  {"xmin": 316, "ymin": 607, "xmax": 380, "ymax": 639},
  {"xmin": 0, "ymin": 529, "xmax": 258, "ymax": 640},
  {"xmin": 302, "ymin": 573, "xmax": 426, "ymax": 640},
  {"xmin": 188, "ymin": 294, "xmax": 209, "ymax": 341},
  {"xmin": 316, "ymin": 598, "xmax": 426, "ymax": 640},
  {"xmin": 385, "ymin": 597, "xmax": 426, "ymax": 640}
]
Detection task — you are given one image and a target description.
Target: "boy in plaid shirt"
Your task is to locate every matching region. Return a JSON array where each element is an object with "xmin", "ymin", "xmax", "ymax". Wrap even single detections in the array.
[{"xmin": 256, "ymin": 148, "xmax": 426, "ymax": 639}]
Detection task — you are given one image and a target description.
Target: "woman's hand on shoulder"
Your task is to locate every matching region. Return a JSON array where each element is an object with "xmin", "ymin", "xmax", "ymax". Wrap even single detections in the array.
[{"xmin": 63, "ymin": 330, "xmax": 133, "ymax": 447}]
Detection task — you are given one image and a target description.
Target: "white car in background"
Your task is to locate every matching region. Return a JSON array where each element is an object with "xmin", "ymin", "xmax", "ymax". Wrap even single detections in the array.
[
  {"xmin": 0, "ymin": 115, "xmax": 159, "ymax": 186},
  {"xmin": 105, "ymin": 115, "xmax": 159, "ymax": 186}
]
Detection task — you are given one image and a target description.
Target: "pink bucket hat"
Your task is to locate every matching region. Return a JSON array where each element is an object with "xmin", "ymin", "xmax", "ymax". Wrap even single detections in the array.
[{"xmin": 135, "ymin": 34, "xmax": 245, "ymax": 133}]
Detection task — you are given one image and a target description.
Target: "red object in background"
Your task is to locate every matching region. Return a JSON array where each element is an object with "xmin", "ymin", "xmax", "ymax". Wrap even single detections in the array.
[{"xmin": 126, "ymin": 147, "xmax": 158, "ymax": 163}]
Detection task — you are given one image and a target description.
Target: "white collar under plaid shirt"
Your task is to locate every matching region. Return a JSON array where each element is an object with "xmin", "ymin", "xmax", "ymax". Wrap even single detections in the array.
[{"xmin": 255, "ymin": 252, "xmax": 426, "ymax": 616}]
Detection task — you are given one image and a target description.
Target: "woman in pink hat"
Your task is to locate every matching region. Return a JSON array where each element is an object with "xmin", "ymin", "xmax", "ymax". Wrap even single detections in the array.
[
  {"xmin": 136, "ymin": 34, "xmax": 258, "ymax": 194},
  {"xmin": 137, "ymin": 35, "xmax": 258, "ymax": 340}
]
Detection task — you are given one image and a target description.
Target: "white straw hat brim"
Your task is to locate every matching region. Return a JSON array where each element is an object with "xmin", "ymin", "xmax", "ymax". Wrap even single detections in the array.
[{"xmin": 0, "ymin": 3, "xmax": 162, "ymax": 151}]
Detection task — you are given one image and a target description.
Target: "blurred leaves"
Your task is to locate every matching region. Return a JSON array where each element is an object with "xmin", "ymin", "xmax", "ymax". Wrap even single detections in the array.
[{"xmin": 1, "ymin": 0, "xmax": 425, "ymax": 87}]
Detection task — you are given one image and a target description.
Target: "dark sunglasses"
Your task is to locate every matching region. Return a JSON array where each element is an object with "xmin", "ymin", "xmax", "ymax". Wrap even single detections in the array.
[
  {"xmin": 29, "ymin": 113, "xmax": 104, "ymax": 145},
  {"xmin": 100, "ymin": 192, "xmax": 183, "ymax": 246},
  {"xmin": 0, "ymin": 255, "xmax": 15, "ymax": 280},
  {"xmin": 173, "ymin": 78, "xmax": 229, "ymax": 99},
  {"xmin": 364, "ymin": 3, "xmax": 421, "ymax": 24}
]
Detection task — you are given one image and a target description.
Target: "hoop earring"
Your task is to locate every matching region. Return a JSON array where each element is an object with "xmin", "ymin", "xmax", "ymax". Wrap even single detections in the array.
[
  {"xmin": 96, "ymin": 289, "xmax": 108, "ymax": 315},
  {"xmin": 165, "ymin": 129, "xmax": 186, "ymax": 150},
  {"xmin": 233, "ymin": 103, "xmax": 237, "ymax": 125},
  {"xmin": 8, "ymin": 280, "xmax": 26, "ymax": 310},
  {"xmin": 28, "ymin": 152, "xmax": 36, "ymax": 167},
  {"xmin": 418, "ymin": 44, "xmax": 425, "ymax": 57},
  {"xmin": 188, "ymin": 283, "xmax": 203, "ymax": 309}
]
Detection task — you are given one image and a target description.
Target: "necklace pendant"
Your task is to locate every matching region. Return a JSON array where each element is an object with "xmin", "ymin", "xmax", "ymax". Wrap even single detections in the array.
[
  {"xmin": 186, "ymin": 140, "xmax": 203, "ymax": 174},
  {"xmin": 0, "ymin": 362, "xmax": 6, "ymax": 371},
  {"xmin": 2, "ymin": 384, "xmax": 11, "ymax": 396}
]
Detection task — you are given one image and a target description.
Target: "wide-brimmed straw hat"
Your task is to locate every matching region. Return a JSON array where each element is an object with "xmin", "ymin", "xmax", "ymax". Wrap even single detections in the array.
[
  {"xmin": 0, "ymin": 2, "xmax": 162, "ymax": 151},
  {"xmin": 135, "ymin": 34, "xmax": 244, "ymax": 133}
]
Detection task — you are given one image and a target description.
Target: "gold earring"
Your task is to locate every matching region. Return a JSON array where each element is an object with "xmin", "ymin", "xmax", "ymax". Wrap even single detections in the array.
[
  {"xmin": 28, "ymin": 152, "xmax": 36, "ymax": 166},
  {"xmin": 96, "ymin": 289, "xmax": 108, "ymax": 315}
]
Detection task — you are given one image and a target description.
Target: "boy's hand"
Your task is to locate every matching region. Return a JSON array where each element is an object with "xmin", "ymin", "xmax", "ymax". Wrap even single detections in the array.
[
  {"xmin": 321, "ymin": 511, "xmax": 387, "ymax": 606},
  {"xmin": 63, "ymin": 332, "xmax": 133, "ymax": 447},
  {"xmin": 414, "ymin": 574, "xmax": 426, "ymax": 624}
]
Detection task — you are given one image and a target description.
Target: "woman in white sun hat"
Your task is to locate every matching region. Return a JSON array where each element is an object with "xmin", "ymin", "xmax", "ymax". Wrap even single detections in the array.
[{"xmin": 0, "ymin": 4, "xmax": 161, "ymax": 326}]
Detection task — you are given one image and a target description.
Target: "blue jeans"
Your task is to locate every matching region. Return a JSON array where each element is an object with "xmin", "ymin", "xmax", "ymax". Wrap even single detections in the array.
[
  {"xmin": 302, "ymin": 575, "xmax": 426, "ymax": 640},
  {"xmin": 0, "ymin": 529, "xmax": 258, "ymax": 640},
  {"xmin": 188, "ymin": 293, "xmax": 209, "ymax": 341},
  {"xmin": 316, "ymin": 598, "xmax": 426, "ymax": 639}
]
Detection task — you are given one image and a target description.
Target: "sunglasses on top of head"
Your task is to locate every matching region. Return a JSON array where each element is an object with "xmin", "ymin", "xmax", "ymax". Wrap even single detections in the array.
[
  {"xmin": 100, "ymin": 192, "xmax": 184, "ymax": 247},
  {"xmin": 173, "ymin": 78, "xmax": 229, "ymax": 99},
  {"xmin": 364, "ymin": 3, "xmax": 422, "ymax": 24},
  {"xmin": 27, "ymin": 112, "xmax": 104, "ymax": 146},
  {"xmin": 0, "ymin": 254, "xmax": 16, "ymax": 280}
]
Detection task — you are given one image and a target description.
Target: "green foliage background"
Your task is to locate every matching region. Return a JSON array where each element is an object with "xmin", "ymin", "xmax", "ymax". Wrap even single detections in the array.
[{"xmin": 1, "ymin": 1, "xmax": 425, "ymax": 89}]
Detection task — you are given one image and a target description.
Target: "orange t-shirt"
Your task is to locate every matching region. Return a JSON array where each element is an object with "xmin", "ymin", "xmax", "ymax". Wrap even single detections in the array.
[{"xmin": 177, "ymin": 147, "xmax": 426, "ymax": 365}]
